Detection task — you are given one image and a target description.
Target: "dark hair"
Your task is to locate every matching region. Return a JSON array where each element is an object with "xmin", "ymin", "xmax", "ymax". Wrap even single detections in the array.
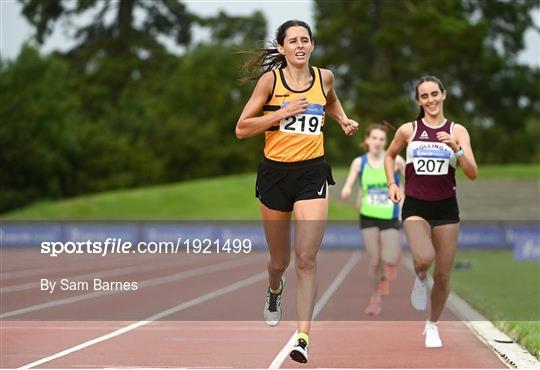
[
  {"xmin": 361, "ymin": 121, "xmax": 394, "ymax": 152},
  {"xmin": 415, "ymin": 75, "xmax": 446, "ymax": 119},
  {"xmin": 239, "ymin": 20, "xmax": 313, "ymax": 84}
]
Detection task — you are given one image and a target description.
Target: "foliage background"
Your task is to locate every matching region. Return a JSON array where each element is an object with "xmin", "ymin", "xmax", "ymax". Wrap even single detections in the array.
[{"xmin": 1, "ymin": 0, "xmax": 539, "ymax": 212}]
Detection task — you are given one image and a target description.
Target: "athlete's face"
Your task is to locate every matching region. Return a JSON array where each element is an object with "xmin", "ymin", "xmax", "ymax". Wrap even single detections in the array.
[
  {"xmin": 365, "ymin": 129, "xmax": 387, "ymax": 154},
  {"xmin": 277, "ymin": 26, "xmax": 313, "ymax": 67},
  {"xmin": 417, "ymin": 81, "xmax": 446, "ymax": 119}
]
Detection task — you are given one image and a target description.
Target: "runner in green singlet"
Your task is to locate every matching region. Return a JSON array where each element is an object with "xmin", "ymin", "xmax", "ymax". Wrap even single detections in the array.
[{"xmin": 342, "ymin": 123, "xmax": 405, "ymax": 315}]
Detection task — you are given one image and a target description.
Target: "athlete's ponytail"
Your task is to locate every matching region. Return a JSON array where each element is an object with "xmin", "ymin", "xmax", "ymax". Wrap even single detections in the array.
[
  {"xmin": 239, "ymin": 20, "xmax": 313, "ymax": 85},
  {"xmin": 416, "ymin": 106, "xmax": 425, "ymax": 120},
  {"xmin": 414, "ymin": 75, "xmax": 445, "ymax": 120}
]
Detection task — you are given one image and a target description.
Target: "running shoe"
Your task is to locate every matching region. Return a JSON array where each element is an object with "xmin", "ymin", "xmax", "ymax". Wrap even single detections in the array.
[
  {"xmin": 377, "ymin": 277, "xmax": 390, "ymax": 296},
  {"xmin": 364, "ymin": 295, "xmax": 382, "ymax": 315},
  {"xmin": 410, "ymin": 275, "xmax": 430, "ymax": 310},
  {"xmin": 423, "ymin": 320, "xmax": 443, "ymax": 348},
  {"xmin": 290, "ymin": 338, "xmax": 308, "ymax": 363},
  {"xmin": 264, "ymin": 277, "xmax": 284, "ymax": 327}
]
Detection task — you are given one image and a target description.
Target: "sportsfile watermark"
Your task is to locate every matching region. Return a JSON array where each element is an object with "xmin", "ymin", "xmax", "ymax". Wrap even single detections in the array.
[
  {"xmin": 40, "ymin": 237, "xmax": 253, "ymax": 257},
  {"xmin": 1, "ymin": 220, "xmax": 538, "ymax": 321}
]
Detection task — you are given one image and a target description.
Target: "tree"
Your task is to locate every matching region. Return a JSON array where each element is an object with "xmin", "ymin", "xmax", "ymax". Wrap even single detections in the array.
[
  {"xmin": 19, "ymin": 0, "xmax": 196, "ymax": 116},
  {"xmin": 0, "ymin": 46, "xmax": 78, "ymax": 211},
  {"xmin": 20, "ymin": 0, "xmax": 195, "ymax": 57},
  {"xmin": 312, "ymin": 0, "xmax": 540, "ymax": 163},
  {"xmin": 1, "ymin": 2, "xmax": 268, "ymax": 212},
  {"xmin": 199, "ymin": 10, "xmax": 266, "ymax": 46}
]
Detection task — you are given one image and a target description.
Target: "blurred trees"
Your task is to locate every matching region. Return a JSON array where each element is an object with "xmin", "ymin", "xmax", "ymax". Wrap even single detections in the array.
[
  {"xmin": 1, "ymin": 0, "xmax": 539, "ymax": 212},
  {"xmin": 20, "ymin": 0, "xmax": 196, "ymax": 117},
  {"xmin": 313, "ymin": 0, "xmax": 540, "ymax": 164},
  {"xmin": 0, "ymin": 47, "xmax": 78, "ymax": 210},
  {"xmin": 1, "ymin": 0, "xmax": 264, "ymax": 212}
]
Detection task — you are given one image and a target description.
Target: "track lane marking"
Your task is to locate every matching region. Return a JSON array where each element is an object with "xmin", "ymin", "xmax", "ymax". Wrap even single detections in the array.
[
  {"xmin": 268, "ymin": 252, "xmax": 361, "ymax": 368},
  {"xmin": 1, "ymin": 256, "xmax": 211, "ymax": 293},
  {"xmin": 0, "ymin": 253, "xmax": 166, "ymax": 280},
  {"xmin": 16, "ymin": 270, "xmax": 268, "ymax": 369},
  {"xmin": 1, "ymin": 254, "xmax": 265, "ymax": 319}
]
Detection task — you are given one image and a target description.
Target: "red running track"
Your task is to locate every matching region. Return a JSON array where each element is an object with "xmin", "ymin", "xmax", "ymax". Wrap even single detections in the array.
[{"xmin": 1, "ymin": 248, "xmax": 507, "ymax": 368}]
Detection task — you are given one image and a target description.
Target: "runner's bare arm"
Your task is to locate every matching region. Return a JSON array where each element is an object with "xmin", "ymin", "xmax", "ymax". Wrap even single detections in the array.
[
  {"xmin": 320, "ymin": 69, "xmax": 359, "ymax": 136},
  {"xmin": 355, "ymin": 188, "xmax": 362, "ymax": 212},
  {"xmin": 341, "ymin": 157, "xmax": 361, "ymax": 200},
  {"xmin": 395, "ymin": 155, "xmax": 406, "ymax": 177},
  {"xmin": 395, "ymin": 154, "xmax": 406, "ymax": 205},
  {"xmin": 454, "ymin": 124, "xmax": 478, "ymax": 180},
  {"xmin": 385, "ymin": 123, "xmax": 413, "ymax": 203},
  {"xmin": 235, "ymin": 72, "xmax": 308, "ymax": 139},
  {"xmin": 436, "ymin": 123, "xmax": 477, "ymax": 179}
]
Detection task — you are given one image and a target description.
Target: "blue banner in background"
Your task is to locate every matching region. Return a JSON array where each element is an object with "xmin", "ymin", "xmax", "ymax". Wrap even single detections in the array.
[
  {"xmin": 1, "ymin": 222, "xmax": 539, "ymax": 254},
  {"xmin": 322, "ymin": 225, "xmax": 362, "ymax": 249},
  {"xmin": 64, "ymin": 224, "xmax": 139, "ymax": 244},
  {"xmin": 142, "ymin": 223, "xmax": 216, "ymax": 244},
  {"xmin": 512, "ymin": 229, "xmax": 540, "ymax": 260},
  {"xmin": 458, "ymin": 225, "xmax": 508, "ymax": 249},
  {"xmin": 1, "ymin": 224, "xmax": 62, "ymax": 247},
  {"xmin": 218, "ymin": 225, "xmax": 267, "ymax": 248}
]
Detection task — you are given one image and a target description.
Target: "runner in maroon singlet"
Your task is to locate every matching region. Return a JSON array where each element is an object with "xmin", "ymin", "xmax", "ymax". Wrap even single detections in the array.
[{"xmin": 384, "ymin": 76, "xmax": 478, "ymax": 348}]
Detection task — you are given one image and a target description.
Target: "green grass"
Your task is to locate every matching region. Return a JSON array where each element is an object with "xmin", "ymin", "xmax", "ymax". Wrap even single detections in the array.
[
  {"xmin": 452, "ymin": 250, "xmax": 540, "ymax": 358},
  {"xmin": 3, "ymin": 174, "xmax": 260, "ymax": 220},
  {"xmin": 2, "ymin": 173, "xmax": 356, "ymax": 220},
  {"xmin": 458, "ymin": 164, "xmax": 539, "ymax": 179},
  {"xmin": 3, "ymin": 164, "xmax": 537, "ymax": 220}
]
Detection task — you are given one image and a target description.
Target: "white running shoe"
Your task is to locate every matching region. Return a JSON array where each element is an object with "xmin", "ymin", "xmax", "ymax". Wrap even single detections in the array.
[
  {"xmin": 290, "ymin": 338, "xmax": 308, "ymax": 363},
  {"xmin": 264, "ymin": 277, "xmax": 284, "ymax": 327},
  {"xmin": 423, "ymin": 320, "xmax": 443, "ymax": 348},
  {"xmin": 411, "ymin": 275, "xmax": 430, "ymax": 310}
]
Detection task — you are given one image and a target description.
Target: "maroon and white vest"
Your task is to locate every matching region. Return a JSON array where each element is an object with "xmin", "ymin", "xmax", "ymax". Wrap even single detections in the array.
[{"xmin": 405, "ymin": 118, "xmax": 457, "ymax": 201}]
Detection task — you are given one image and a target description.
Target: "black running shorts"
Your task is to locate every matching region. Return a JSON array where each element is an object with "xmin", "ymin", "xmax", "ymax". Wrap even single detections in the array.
[
  {"xmin": 359, "ymin": 215, "xmax": 401, "ymax": 230},
  {"xmin": 401, "ymin": 195, "xmax": 460, "ymax": 227},
  {"xmin": 255, "ymin": 156, "xmax": 335, "ymax": 212}
]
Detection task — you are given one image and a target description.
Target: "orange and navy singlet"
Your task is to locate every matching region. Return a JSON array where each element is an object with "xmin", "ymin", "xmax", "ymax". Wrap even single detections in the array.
[{"xmin": 262, "ymin": 66, "xmax": 327, "ymax": 163}]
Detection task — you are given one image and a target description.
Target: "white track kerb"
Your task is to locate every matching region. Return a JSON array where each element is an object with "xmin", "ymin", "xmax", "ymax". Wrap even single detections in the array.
[{"xmin": 403, "ymin": 255, "xmax": 539, "ymax": 369}]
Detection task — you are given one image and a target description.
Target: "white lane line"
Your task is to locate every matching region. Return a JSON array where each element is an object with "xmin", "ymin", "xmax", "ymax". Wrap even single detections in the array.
[
  {"xmin": 268, "ymin": 252, "xmax": 361, "ymax": 369},
  {"xmin": 1, "ymin": 254, "xmax": 265, "ymax": 319},
  {"xmin": 17, "ymin": 270, "xmax": 268, "ymax": 369},
  {"xmin": 0, "ymin": 246, "xmax": 144, "ymax": 273},
  {"xmin": 0, "ymin": 253, "xmax": 165, "ymax": 280},
  {"xmin": 1, "ymin": 256, "xmax": 207, "ymax": 293}
]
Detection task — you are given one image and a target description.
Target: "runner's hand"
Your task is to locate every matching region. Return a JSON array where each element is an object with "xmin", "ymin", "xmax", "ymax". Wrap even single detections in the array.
[
  {"xmin": 341, "ymin": 186, "xmax": 351, "ymax": 200},
  {"xmin": 281, "ymin": 96, "xmax": 308, "ymax": 118},
  {"xmin": 340, "ymin": 118, "xmax": 359, "ymax": 136},
  {"xmin": 388, "ymin": 183, "xmax": 401, "ymax": 204},
  {"xmin": 436, "ymin": 132, "xmax": 459, "ymax": 152}
]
